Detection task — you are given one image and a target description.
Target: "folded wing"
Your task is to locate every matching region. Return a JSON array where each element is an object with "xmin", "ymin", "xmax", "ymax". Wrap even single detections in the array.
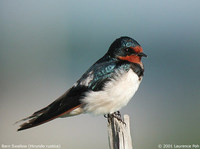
[{"xmin": 17, "ymin": 86, "xmax": 89, "ymax": 131}]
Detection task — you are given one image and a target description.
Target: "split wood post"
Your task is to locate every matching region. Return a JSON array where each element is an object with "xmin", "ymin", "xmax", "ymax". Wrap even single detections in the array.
[{"xmin": 107, "ymin": 114, "xmax": 133, "ymax": 149}]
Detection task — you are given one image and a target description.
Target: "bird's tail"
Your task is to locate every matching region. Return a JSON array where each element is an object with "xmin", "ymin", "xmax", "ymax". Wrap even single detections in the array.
[
  {"xmin": 16, "ymin": 106, "xmax": 50, "ymax": 131},
  {"xmin": 16, "ymin": 86, "xmax": 87, "ymax": 131}
]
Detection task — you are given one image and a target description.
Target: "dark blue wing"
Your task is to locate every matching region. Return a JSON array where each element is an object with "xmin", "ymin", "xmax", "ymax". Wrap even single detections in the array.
[
  {"xmin": 76, "ymin": 57, "xmax": 131, "ymax": 91},
  {"xmin": 17, "ymin": 85, "xmax": 89, "ymax": 131}
]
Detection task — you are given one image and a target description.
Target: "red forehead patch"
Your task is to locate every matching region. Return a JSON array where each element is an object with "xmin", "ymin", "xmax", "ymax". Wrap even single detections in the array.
[
  {"xmin": 118, "ymin": 55, "xmax": 142, "ymax": 64},
  {"xmin": 130, "ymin": 46, "xmax": 143, "ymax": 53}
]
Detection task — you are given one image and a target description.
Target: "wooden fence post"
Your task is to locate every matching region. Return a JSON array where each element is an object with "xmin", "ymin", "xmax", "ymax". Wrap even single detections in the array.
[{"xmin": 107, "ymin": 114, "xmax": 133, "ymax": 149}]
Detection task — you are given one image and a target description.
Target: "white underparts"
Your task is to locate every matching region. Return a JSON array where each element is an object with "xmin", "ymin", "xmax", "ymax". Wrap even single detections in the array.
[{"xmin": 82, "ymin": 69, "xmax": 141, "ymax": 115}]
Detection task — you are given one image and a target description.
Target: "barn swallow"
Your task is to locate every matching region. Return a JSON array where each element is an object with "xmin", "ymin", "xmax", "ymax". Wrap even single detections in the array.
[{"xmin": 17, "ymin": 36, "xmax": 147, "ymax": 131}]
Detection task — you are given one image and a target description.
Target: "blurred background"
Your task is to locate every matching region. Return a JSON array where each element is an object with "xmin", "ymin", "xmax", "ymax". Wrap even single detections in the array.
[{"xmin": 0, "ymin": 0, "xmax": 200, "ymax": 149}]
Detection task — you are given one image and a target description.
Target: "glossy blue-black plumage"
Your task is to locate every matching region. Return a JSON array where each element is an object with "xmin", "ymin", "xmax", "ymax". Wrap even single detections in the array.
[
  {"xmin": 76, "ymin": 55, "xmax": 132, "ymax": 91},
  {"xmin": 107, "ymin": 36, "xmax": 141, "ymax": 58},
  {"xmin": 76, "ymin": 36, "xmax": 144, "ymax": 91}
]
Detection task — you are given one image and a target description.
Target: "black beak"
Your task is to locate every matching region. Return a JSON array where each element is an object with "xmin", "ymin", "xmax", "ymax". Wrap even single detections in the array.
[{"xmin": 137, "ymin": 52, "xmax": 147, "ymax": 57}]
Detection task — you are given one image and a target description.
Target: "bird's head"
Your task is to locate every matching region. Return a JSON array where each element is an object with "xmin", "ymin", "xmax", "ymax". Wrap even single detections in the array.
[{"xmin": 107, "ymin": 36, "xmax": 147, "ymax": 65}]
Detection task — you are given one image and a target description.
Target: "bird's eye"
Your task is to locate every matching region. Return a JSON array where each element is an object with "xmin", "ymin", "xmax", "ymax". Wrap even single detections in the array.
[{"xmin": 125, "ymin": 48, "xmax": 132, "ymax": 53}]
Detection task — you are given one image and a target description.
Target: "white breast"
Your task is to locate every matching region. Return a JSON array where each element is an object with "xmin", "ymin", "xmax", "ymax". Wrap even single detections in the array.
[{"xmin": 82, "ymin": 69, "xmax": 141, "ymax": 115}]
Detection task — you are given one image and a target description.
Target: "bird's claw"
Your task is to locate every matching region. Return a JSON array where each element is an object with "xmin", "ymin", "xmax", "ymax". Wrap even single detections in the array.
[{"xmin": 104, "ymin": 111, "xmax": 126, "ymax": 125}]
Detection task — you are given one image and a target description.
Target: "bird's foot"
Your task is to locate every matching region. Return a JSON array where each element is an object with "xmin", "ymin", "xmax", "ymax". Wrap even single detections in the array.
[{"xmin": 104, "ymin": 111, "xmax": 126, "ymax": 125}]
